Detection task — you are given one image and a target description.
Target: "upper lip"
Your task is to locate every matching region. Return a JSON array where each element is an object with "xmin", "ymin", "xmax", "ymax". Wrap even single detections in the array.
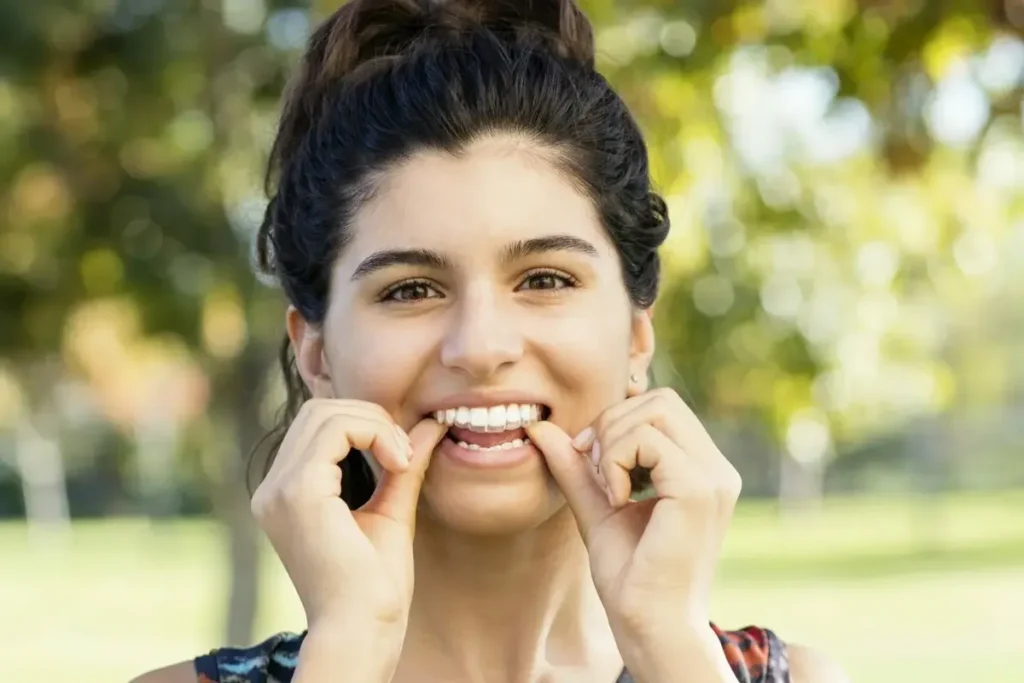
[{"xmin": 423, "ymin": 390, "xmax": 551, "ymax": 415}]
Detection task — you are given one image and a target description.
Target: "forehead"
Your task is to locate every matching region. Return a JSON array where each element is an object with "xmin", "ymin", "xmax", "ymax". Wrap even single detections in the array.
[{"xmin": 342, "ymin": 136, "xmax": 611, "ymax": 259}]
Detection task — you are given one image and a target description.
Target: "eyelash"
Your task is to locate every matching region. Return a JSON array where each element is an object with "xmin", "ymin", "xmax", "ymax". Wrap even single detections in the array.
[
  {"xmin": 519, "ymin": 268, "xmax": 580, "ymax": 292},
  {"xmin": 378, "ymin": 269, "xmax": 580, "ymax": 303}
]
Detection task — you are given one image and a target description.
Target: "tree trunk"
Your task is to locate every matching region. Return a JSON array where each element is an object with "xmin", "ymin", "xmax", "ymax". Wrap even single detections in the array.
[
  {"xmin": 778, "ymin": 453, "xmax": 825, "ymax": 515},
  {"xmin": 16, "ymin": 415, "xmax": 70, "ymax": 550},
  {"xmin": 222, "ymin": 458, "xmax": 260, "ymax": 646},
  {"xmin": 213, "ymin": 345, "xmax": 267, "ymax": 646},
  {"xmin": 134, "ymin": 410, "xmax": 180, "ymax": 518},
  {"xmin": 193, "ymin": 0, "xmax": 266, "ymax": 647}
]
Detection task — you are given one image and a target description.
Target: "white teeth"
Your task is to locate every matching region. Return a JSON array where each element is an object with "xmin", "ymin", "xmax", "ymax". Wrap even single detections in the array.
[
  {"xmin": 487, "ymin": 405, "xmax": 507, "ymax": 432},
  {"xmin": 431, "ymin": 402, "xmax": 545, "ymax": 432},
  {"xmin": 469, "ymin": 407, "xmax": 489, "ymax": 430},
  {"xmin": 506, "ymin": 404, "xmax": 522, "ymax": 428},
  {"xmin": 454, "ymin": 438, "xmax": 528, "ymax": 451}
]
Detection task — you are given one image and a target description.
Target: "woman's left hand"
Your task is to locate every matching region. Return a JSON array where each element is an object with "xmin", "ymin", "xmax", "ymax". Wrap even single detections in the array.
[{"xmin": 525, "ymin": 388, "xmax": 742, "ymax": 647}]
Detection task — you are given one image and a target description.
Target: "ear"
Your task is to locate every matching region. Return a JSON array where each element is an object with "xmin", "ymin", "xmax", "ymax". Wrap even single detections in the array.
[
  {"xmin": 286, "ymin": 305, "xmax": 335, "ymax": 399},
  {"xmin": 628, "ymin": 306, "xmax": 655, "ymax": 396}
]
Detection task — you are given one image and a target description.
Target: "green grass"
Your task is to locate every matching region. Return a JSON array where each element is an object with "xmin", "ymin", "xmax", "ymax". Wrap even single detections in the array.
[{"xmin": 3, "ymin": 492, "xmax": 1022, "ymax": 682}]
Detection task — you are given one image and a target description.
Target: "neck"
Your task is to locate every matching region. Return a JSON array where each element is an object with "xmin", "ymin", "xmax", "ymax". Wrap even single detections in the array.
[{"xmin": 397, "ymin": 506, "xmax": 621, "ymax": 683}]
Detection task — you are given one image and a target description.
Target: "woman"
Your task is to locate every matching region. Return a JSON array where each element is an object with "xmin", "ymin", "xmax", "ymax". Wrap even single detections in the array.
[{"xmin": 134, "ymin": 0, "xmax": 848, "ymax": 681}]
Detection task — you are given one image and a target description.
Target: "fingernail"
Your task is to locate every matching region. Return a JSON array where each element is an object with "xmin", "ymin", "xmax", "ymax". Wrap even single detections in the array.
[
  {"xmin": 572, "ymin": 427, "xmax": 595, "ymax": 450},
  {"xmin": 589, "ymin": 440, "xmax": 601, "ymax": 466},
  {"xmin": 607, "ymin": 488, "xmax": 617, "ymax": 506}
]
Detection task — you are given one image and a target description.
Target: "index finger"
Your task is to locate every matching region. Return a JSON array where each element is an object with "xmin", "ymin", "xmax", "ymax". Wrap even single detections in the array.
[
  {"xmin": 364, "ymin": 417, "xmax": 448, "ymax": 533},
  {"xmin": 525, "ymin": 420, "xmax": 613, "ymax": 542}
]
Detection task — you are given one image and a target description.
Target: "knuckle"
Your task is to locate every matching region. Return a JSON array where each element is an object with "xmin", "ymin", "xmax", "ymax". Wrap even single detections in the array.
[
  {"xmin": 337, "ymin": 398, "xmax": 391, "ymax": 421},
  {"xmin": 351, "ymin": 421, "xmax": 398, "ymax": 453},
  {"xmin": 593, "ymin": 411, "xmax": 614, "ymax": 437},
  {"xmin": 348, "ymin": 419, "xmax": 382, "ymax": 441},
  {"xmin": 302, "ymin": 397, "xmax": 332, "ymax": 413},
  {"xmin": 319, "ymin": 411, "xmax": 367, "ymax": 442},
  {"xmin": 653, "ymin": 386, "xmax": 676, "ymax": 400},
  {"xmin": 294, "ymin": 401, "xmax": 316, "ymax": 422},
  {"xmin": 296, "ymin": 399, "xmax": 336, "ymax": 425},
  {"xmin": 249, "ymin": 491, "xmax": 267, "ymax": 519},
  {"xmin": 639, "ymin": 423, "xmax": 661, "ymax": 441},
  {"xmin": 250, "ymin": 487, "xmax": 285, "ymax": 523},
  {"xmin": 600, "ymin": 440, "xmax": 629, "ymax": 468},
  {"xmin": 727, "ymin": 468, "xmax": 743, "ymax": 497},
  {"xmin": 350, "ymin": 402, "xmax": 397, "ymax": 432},
  {"xmin": 653, "ymin": 387, "xmax": 682, "ymax": 409},
  {"xmin": 367, "ymin": 402, "xmax": 395, "ymax": 421},
  {"xmin": 715, "ymin": 468, "xmax": 743, "ymax": 503}
]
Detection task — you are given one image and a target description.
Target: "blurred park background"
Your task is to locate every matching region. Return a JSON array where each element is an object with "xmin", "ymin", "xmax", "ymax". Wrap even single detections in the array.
[{"xmin": 1, "ymin": 0, "xmax": 1023, "ymax": 681}]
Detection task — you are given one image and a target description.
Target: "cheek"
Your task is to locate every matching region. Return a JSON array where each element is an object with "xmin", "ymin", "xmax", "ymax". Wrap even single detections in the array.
[
  {"xmin": 325, "ymin": 319, "xmax": 436, "ymax": 409},
  {"xmin": 532, "ymin": 302, "xmax": 633, "ymax": 399}
]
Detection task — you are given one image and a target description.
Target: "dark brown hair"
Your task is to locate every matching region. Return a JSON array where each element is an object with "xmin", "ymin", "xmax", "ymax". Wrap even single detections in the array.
[{"xmin": 251, "ymin": 0, "xmax": 668, "ymax": 505}]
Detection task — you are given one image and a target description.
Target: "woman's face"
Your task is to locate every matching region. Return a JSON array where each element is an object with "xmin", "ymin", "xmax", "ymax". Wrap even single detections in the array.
[{"xmin": 297, "ymin": 134, "xmax": 654, "ymax": 534}]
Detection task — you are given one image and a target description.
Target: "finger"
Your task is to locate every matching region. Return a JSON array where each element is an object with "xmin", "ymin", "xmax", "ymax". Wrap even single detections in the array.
[
  {"xmin": 296, "ymin": 419, "xmax": 351, "ymax": 499},
  {"xmin": 634, "ymin": 393, "xmax": 741, "ymax": 498},
  {"xmin": 599, "ymin": 423, "xmax": 703, "ymax": 505},
  {"xmin": 585, "ymin": 389, "xmax": 732, "ymax": 492},
  {"xmin": 268, "ymin": 400, "xmax": 411, "ymax": 483},
  {"xmin": 662, "ymin": 395, "xmax": 729, "ymax": 468},
  {"xmin": 306, "ymin": 399, "xmax": 404, "ymax": 436},
  {"xmin": 364, "ymin": 417, "xmax": 448, "ymax": 531},
  {"xmin": 336, "ymin": 414, "xmax": 414, "ymax": 475},
  {"xmin": 525, "ymin": 421, "xmax": 612, "ymax": 539},
  {"xmin": 279, "ymin": 413, "xmax": 410, "ymax": 503},
  {"xmin": 265, "ymin": 423, "xmax": 362, "ymax": 547},
  {"xmin": 571, "ymin": 393, "xmax": 656, "ymax": 451},
  {"xmin": 307, "ymin": 400, "xmax": 415, "ymax": 462},
  {"xmin": 591, "ymin": 392, "xmax": 689, "ymax": 455},
  {"xmin": 287, "ymin": 415, "xmax": 397, "ymax": 498},
  {"xmin": 261, "ymin": 400, "xmax": 326, "ymax": 484}
]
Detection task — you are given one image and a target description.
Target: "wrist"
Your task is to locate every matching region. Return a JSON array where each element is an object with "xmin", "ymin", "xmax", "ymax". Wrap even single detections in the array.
[
  {"xmin": 607, "ymin": 600, "xmax": 709, "ymax": 653},
  {"xmin": 615, "ymin": 622, "xmax": 733, "ymax": 683},
  {"xmin": 295, "ymin": 620, "xmax": 406, "ymax": 683}
]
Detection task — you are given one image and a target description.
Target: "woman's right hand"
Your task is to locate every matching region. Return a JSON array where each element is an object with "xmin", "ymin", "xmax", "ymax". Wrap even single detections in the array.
[{"xmin": 250, "ymin": 398, "xmax": 446, "ymax": 635}]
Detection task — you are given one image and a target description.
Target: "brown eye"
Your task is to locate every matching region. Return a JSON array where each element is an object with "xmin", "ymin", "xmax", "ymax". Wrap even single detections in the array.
[
  {"xmin": 381, "ymin": 280, "xmax": 441, "ymax": 302},
  {"xmin": 519, "ymin": 270, "xmax": 579, "ymax": 292}
]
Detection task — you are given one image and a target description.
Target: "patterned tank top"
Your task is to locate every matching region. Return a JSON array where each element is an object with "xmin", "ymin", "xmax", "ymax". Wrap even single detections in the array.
[{"xmin": 193, "ymin": 622, "xmax": 790, "ymax": 682}]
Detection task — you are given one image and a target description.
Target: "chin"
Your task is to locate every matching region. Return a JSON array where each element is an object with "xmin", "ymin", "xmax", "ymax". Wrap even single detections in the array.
[{"xmin": 417, "ymin": 466, "xmax": 566, "ymax": 536}]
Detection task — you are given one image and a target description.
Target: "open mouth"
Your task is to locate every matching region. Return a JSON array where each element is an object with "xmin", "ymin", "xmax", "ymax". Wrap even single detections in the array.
[{"xmin": 430, "ymin": 403, "xmax": 551, "ymax": 452}]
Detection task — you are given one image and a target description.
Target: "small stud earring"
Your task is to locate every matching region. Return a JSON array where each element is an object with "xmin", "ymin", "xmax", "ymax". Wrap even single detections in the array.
[{"xmin": 630, "ymin": 373, "xmax": 639, "ymax": 383}]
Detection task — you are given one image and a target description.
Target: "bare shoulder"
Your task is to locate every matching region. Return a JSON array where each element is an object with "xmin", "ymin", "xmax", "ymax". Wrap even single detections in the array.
[
  {"xmin": 128, "ymin": 660, "xmax": 198, "ymax": 683},
  {"xmin": 787, "ymin": 643, "xmax": 851, "ymax": 683}
]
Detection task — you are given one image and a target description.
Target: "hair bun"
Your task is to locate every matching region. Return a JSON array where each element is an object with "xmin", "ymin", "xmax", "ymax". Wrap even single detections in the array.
[
  {"xmin": 316, "ymin": 0, "xmax": 594, "ymax": 87},
  {"xmin": 456, "ymin": 0, "xmax": 595, "ymax": 66},
  {"xmin": 269, "ymin": 0, "xmax": 594, "ymax": 192}
]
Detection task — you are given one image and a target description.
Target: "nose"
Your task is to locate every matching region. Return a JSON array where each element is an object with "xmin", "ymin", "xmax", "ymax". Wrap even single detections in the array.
[{"xmin": 440, "ymin": 287, "xmax": 523, "ymax": 379}]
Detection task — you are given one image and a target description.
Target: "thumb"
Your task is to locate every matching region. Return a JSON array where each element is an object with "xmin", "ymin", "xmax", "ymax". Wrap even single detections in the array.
[
  {"xmin": 525, "ymin": 421, "xmax": 611, "ymax": 539},
  {"xmin": 364, "ymin": 417, "xmax": 446, "ymax": 531}
]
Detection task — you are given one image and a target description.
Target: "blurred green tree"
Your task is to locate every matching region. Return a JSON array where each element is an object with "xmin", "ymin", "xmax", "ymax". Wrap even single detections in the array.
[{"xmin": 1, "ymin": 0, "xmax": 1021, "ymax": 644}]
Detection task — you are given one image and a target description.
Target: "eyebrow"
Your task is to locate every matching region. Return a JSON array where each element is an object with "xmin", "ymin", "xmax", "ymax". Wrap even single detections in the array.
[{"xmin": 349, "ymin": 234, "xmax": 600, "ymax": 281}]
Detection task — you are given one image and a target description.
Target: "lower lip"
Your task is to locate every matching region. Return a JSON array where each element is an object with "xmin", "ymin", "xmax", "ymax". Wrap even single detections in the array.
[{"xmin": 437, "ymin": 435, "xmax": 540, "ymax": 469}]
